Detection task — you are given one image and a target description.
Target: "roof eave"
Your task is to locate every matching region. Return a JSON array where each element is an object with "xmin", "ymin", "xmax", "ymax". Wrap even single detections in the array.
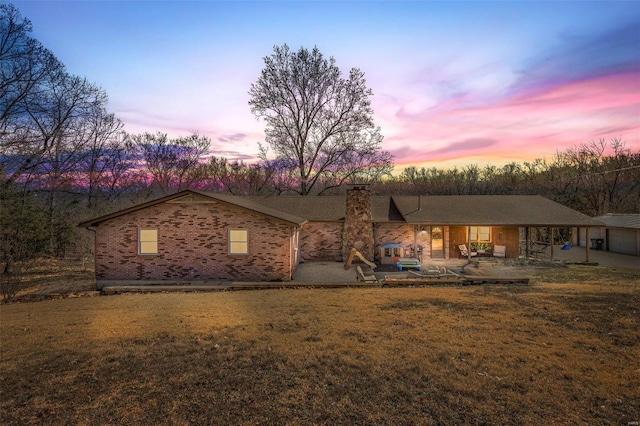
[
  {"xmin": 79, "ymin": 189, "xmax": 308, "ymax": 228},
  {"xmin": 78, "ymin": 190, "xmax": 194, "ymax": 228}
]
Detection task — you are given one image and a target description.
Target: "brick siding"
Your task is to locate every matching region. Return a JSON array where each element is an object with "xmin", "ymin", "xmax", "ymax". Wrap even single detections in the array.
[
  {"xmin": 374, "ymin": 223, "xmax": 415, "ymax": 260},
  {"xmin": 94, "ymin": 200, "xmax": 294, "ymax": 282},
  {"xmin": 299, "ymin": 222, "xmax": 343, "ymax": 262}
]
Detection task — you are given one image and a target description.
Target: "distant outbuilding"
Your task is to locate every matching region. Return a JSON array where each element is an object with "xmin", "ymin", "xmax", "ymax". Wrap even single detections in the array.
[{"xmin": 589, "ymin": 214, "xmax": 640, "ymax": 256}]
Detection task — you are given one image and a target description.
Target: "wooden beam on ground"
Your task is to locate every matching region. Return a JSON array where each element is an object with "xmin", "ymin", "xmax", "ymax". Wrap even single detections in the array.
[
  {"xmin": 462, "ymin": 276, "xmax": 530, "ymax": 285},
  {"xmin": 383, "ymin": 276, "xmax": 462, "ymax": 286},
  {"xmin": 102, "ymin": 285, "xmax": 229, "ymax": 294}
]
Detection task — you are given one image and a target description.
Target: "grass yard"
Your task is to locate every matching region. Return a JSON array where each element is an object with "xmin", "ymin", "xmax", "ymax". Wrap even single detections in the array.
[{"xmin": 1, "ymin": 266, "xmax": 639, "ymax": 425}]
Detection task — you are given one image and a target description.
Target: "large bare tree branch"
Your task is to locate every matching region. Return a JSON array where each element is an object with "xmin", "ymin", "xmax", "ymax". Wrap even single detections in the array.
[{"xmin": 249, "ymin": 44, "xmax": 393, "ymax": 195}]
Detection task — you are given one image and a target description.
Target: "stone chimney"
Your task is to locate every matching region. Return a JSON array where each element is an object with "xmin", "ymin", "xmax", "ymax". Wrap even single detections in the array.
[{"xmin": 342, "ymin": 184, "xmax": 374, "ymax": 261}]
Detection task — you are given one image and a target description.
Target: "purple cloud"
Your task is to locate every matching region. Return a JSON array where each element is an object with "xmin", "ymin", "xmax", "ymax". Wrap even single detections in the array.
[
  {"xmin": 391, "ymin": 138, "xmax": 498, "ymax": 164},
  {"xmin": 217, "ymin": 133, "xmax": 248, "ymax": 143},
  {"xmin": 514, "ymin": 19, "xmax": 640, "ymax": 93},
  {"xmin": 207, "ymin": 150, "xmax": 255, "ymax": 161},
  {"xmin": 428, "ymin": 138, "xmax": 497, "ymax": 155}
]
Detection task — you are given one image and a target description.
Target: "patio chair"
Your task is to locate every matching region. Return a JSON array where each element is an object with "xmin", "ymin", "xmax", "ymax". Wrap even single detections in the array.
[
  {"xmin": 493, "ymin": 245, "xmax": 506, "ymax": 258},
  {"xmin": 458, "ymin": 244, "xmax": 478, "ymax": 259}
]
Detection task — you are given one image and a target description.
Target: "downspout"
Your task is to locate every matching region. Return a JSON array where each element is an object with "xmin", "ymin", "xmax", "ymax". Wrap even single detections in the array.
[{"xmin": 291, "ymin": 226, "xmax": 301, "ymax": 280}]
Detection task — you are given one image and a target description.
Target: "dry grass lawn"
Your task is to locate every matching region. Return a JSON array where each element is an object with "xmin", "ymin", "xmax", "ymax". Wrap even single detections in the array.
[{"xmin": 1, "ymin": 266, "xmax": 639, "ymax": 425}]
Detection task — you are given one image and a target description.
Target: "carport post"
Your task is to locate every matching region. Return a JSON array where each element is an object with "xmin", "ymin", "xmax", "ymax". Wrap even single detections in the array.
[
  {"xmin": 414, "ymin": 225, "xmax": 419, "ymax": 260},
  {"xmin": 585, "ymin": 227, "xmax": 590, "ymax": 263}
]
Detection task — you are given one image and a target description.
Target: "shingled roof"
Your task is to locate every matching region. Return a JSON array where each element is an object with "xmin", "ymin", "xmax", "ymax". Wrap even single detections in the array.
[
  {"xmin": 78, "ymin": 190, "xmax": 307, "ymax": 227},
  {"xmin": 592, "ymin": 214, "xmax": 640, "ymax": 229},
  {"xmin": 248, "ymin": 196, "xmax": 346, "ymax": 221},
  {"xmin": 79, "ymin": 191, "xmax": 603, "ymax": 228},
  {"xmin": 391, "ymin": 195, "xmax": 603, "ymax": 227},
  {"xmin": 248, "ymin": 196, "xmax": 405, "ymax": 222}
]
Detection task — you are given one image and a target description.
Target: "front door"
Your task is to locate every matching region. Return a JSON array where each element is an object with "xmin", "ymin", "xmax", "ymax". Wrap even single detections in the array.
[{"xmin": 431, "ymin": 226, "xmax": 444, "ymax": 259}]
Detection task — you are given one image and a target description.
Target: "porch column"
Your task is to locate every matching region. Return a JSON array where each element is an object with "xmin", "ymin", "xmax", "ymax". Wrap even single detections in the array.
[
  {"xmin": 525, "ymin": 227, "xmax": 530, "ymax": 258},
  {"xmin": 550, "ymin": 227, "xmax": 555, "ymax": 261},
  {"xmin": 467, "ymin": 226, "xmax": 472, "ymax": 261}
]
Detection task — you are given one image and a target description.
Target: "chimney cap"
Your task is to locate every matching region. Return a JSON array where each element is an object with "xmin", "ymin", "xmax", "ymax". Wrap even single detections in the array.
[{"xmin": 347, "ymin": 183, "xmax": 370, "ymax": 190}]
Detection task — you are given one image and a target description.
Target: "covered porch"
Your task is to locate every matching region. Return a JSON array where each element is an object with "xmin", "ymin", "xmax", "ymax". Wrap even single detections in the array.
[{"xmin": 390, "ymin": 195, "xmax": 604, "ymax": 264}]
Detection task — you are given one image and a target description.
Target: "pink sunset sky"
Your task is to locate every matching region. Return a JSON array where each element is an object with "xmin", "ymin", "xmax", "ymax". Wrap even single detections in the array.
[{"xmin": 14, "ymin": 1, "xmax": 640, "ymax": 171}]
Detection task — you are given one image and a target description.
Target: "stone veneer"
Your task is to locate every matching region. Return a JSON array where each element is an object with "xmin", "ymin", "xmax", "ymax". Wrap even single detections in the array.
[
  {"xmin": 94, "ymin": 199, "xmax": 294, "ymax": 285},
  {"xmin": 342, "ymin": 186, "xmax": 375, "ymax": 261}
]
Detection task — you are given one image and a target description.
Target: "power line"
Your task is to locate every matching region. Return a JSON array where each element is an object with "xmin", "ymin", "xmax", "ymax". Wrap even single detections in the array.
[{"xmin": 597, "ymin": 164, "xmax": 640, "ymax": 175}]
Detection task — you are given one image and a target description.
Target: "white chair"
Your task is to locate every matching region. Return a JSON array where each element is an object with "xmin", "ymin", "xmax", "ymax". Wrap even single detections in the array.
[
  {"xmin": 493, "ymin": 245, "xmax": 506, "ymax": 258},
  {"xmin": 458, "ymin": 244, "xmax": 477, "ymax": 258}
]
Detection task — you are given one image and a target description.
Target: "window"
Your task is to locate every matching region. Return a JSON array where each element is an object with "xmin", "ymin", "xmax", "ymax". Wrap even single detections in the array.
[
  {"xmin": 469, "ymin": 226, "xmax": 491, "ymax": 242},
  {"xmin": 138, "ymin": 229, "xmax": 158, "ymax": 254},
  {"xmin": 384, "ymin": 248, "xmax": 402, "ymax": 257},
  {"xmin": 229, "ymin": 229, "xmax": 248, "ymax": 255}
]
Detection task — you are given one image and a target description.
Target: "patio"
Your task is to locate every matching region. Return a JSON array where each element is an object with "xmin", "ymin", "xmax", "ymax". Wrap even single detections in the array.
[
  {"xmin": 292, "ymin": 246, "xmax": 638, "ymax": 284},
  {"xmin": 536, "ymin": 245, "xmax": 639, "ymax": 269}
]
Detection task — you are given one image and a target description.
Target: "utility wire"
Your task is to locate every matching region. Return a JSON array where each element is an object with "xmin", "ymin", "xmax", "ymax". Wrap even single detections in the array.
[{"xmin": 596, "ymin": 164, "xmax": 640, "ymax": 175}]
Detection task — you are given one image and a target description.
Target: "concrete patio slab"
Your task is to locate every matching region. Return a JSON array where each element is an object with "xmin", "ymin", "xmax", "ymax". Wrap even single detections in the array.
[{"xmin": 541, "ymin": 245, "xmax": 639, "ymax": 269}]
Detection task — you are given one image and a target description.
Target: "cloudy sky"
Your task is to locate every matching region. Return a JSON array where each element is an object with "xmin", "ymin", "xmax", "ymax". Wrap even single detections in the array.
[{"xmin": 13, "ymin": 1, "xmax": 640, "ymax": 170}]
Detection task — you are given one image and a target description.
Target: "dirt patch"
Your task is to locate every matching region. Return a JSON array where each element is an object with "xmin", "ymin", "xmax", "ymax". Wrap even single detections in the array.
[{"xmin": 1, "ymin": 257, "xmax": 95, "ymax": 302}]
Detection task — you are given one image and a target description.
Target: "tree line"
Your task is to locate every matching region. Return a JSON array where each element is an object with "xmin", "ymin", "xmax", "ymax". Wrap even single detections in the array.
[{"xmin": 1, "ymin": 4, "xmax": 639, "ymax": 269}]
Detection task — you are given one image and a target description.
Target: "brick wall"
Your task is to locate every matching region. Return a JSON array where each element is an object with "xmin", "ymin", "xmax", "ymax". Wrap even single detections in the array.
[
  {"xmin": 94, "ymin": 200, "xmax": 294, "ymax": 282},
  {"xmin": 299, "ymin": 222, "xmax": 343, "ymax": 262},
  {"xmin": 374, "ymin": 223, "xmax": 415, "ymax": 260}
]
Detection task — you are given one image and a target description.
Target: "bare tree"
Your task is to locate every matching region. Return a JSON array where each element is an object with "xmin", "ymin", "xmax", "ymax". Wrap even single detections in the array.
[
  {"xmin": 197, "ymin": 156, "xmax": 279, "ymax": 195},
  {"xmin": 0, "ymin": 4, "xmax": 64, "ymax": 187},
  {"xmin": 560, "ymin": 139, "xmax": 640, "ymax": 214},
  {"xmin": 78, "ymin": 112, "xmax": 127, "ymax": 207},
  {"xmin": 384, "ymin": 139, "xmax": 638, "ymax": 215},
  {"xmin": 133, "ymin": 132, "xmax": 210, "ymax": 195},
  {"xmin": 249, "ymin": 44, "xmax": 393, "ymax": 195}
]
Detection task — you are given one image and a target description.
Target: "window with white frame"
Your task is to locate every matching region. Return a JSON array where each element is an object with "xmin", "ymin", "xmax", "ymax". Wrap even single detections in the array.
[
  {"xmin": 469, "ymin": 226, "xmax": 491, "ymax": 242},
  {"xmin": 228, "ymin": 229, "xmax": 248, "ymax": 255},
  {"xmin": 138, "ymin": 229, "xmax": 158, "ymax": 255}
]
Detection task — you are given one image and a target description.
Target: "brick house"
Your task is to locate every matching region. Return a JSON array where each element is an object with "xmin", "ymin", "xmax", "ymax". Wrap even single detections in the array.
[
  {"xmin": 79, "ymin": 191, "xmax": 307, "ymax": 288},
  {"xmin": 80, "ymin": 186, "xmax": 602, "ymax": 286}
]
